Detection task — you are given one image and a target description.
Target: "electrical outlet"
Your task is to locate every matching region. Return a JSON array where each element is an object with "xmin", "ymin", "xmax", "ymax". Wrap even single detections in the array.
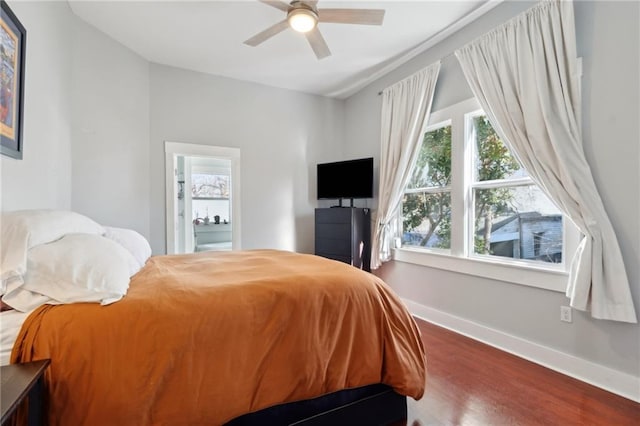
[{"xmin": 560, "ymin": 305, "xmax": 572, "ymax": 323}]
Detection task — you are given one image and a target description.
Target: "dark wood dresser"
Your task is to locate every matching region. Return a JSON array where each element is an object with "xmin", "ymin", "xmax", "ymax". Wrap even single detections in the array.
[{"xmin": 315, "ymin": 207, "xmax": 371, "ymax": 272}]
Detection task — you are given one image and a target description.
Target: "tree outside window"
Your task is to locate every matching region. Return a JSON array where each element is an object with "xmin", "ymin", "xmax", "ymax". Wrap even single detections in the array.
[{"xmin": 192, "ymin": 174, "xmax": 229, "ymax": 199}]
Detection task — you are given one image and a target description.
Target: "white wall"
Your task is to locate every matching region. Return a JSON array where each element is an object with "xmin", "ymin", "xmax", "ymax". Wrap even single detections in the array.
[
  {"xmin": 149, "ymin": 64, "xmax": 344, "ymax": 254},
  {"xmin": 0, "ymin": 1, "xmax": 151, "ymax": 245},
  {"xmin": 70, "ymin": 18, "xmax": 150, "ymax": 238},
  {"xmin": 345, "ymin": 0, "xmax": 640, "ymax": 380},
  {"xmin": 0, "ymin": 1, "xmax": 74, "ymax": 211}
]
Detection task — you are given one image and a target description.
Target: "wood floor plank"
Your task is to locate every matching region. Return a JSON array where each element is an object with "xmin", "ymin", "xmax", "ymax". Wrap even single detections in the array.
[{"xmin": 393, "ymin": 318, "xmax": 640, "ymax": 425}]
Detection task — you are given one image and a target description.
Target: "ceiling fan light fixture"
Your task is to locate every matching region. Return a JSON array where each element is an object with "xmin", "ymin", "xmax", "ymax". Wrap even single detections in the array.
[
  {"xmin": 288, "ymin": 8, "xmax": 317, "ymax": 33},
  {"xmin": 245, "ymin": 0, "xmax": 386, "ymax": 60}
]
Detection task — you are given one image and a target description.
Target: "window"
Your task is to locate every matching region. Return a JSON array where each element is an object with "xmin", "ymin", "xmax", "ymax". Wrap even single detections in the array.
[
  {"xmin": 397, "ymin": 98, "xmax": 577, "ymax": 291},
  {"xmin": 191, "ymin": 171, "xmax": 231, "ymax": 223},
  {"xmin": 469, "ymin": 114, "xmax": 563, "ymax": 264},
  {"xmin": 403, "ymin": 123, "xmax": 452, "ymax": 249},
  {"xmin": 192, "ymin": 174, "xmax": 230, "ymax": 199}
]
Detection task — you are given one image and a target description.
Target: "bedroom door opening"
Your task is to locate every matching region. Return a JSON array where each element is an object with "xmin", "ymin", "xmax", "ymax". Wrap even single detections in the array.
[{"xmin": 165, "ymin": 142, "xmax": 241, "ymax": 254}]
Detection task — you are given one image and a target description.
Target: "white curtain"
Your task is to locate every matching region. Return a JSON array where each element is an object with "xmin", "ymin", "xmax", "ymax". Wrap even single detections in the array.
[
  {"xmin": 371, "ymin": 62, "xmax": 441, "ymax": 270},
  {"xmin": 455, "ymin": 0, "xmax": 636, "ymax": 322}
]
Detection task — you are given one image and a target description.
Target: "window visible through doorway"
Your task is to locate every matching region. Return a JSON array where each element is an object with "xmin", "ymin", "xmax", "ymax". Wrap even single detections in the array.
[{"xmin": 192, "ymin": 173, "xmax": 230, "ymax": 224}]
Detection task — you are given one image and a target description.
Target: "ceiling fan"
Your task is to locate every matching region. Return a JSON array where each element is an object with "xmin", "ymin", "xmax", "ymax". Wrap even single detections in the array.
[{"xmin": 244, "ymin": 0, "xmax": 385, "ymax": 60}]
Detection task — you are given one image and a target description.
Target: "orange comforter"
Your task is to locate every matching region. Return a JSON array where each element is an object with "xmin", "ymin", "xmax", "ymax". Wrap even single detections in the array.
[{"xmin": 11, "ymin": 250, "xmax": 426, "ymax": 425}]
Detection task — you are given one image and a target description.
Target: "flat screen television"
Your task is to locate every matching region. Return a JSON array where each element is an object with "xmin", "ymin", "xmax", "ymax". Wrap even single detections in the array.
[{"xmin": 317, "ymin": 157, "xmax": 373, "ymax": 202}]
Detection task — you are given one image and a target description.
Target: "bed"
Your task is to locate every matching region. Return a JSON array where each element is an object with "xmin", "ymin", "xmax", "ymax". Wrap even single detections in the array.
[{"xmin": 1, "ymin": 211, "xmax": 426, "ymax": 425}]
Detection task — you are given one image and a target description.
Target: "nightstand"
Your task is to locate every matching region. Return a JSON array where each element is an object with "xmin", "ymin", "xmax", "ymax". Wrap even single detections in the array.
[{"xmin": 1, "ymin": 359, "xmax": 50, "ymax": 426}]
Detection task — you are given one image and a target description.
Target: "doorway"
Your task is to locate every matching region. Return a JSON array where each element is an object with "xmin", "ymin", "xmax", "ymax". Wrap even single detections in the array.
[{"xmin": 165, "ymin": 142, "xmax": 241, "ymax": 254}]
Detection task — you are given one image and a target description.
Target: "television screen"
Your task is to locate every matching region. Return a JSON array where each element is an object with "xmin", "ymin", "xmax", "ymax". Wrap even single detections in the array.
[{"xmin": 317, "ymin": 157, "xmax": 373, "ymax": 200}]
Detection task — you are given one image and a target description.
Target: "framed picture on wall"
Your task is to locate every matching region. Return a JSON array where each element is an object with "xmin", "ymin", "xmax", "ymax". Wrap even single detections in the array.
[{"xmin": 0, "ymin": 1, "xmax": 26, "ymax": 160}]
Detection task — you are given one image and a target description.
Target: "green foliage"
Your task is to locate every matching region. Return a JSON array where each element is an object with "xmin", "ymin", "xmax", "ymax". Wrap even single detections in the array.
[
  {"xmin": 402, "ymin": 191, "xmax": 451, "ymax": 248},
  {"xmin": 475, "ymin": 116, "xmax": 520, "ymax": 182},
  {"xmin": 402, "ymin": 116, "xmax": 521, "ymax": 250},
  {"xmin": 407, "ymin": 126, "xmax": 452, "ymax": 189},
  {"xmin": 474, "ymin": 236, "xmax": 488, "ymax": 254}
]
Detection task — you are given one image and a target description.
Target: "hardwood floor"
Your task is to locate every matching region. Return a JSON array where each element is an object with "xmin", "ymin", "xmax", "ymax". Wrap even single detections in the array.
[{"xmin": 394, "ymin": 318, "xmax": 640, "ymax": 426}]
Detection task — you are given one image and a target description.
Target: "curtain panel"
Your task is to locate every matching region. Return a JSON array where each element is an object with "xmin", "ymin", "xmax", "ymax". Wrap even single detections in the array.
[
  {"xmin": 455, "ymin": 0, "xmax": 636, "ymax": 322},
  {"xmin": 371, "ymin": 62, "xmax": 441, "ymax": 270}
]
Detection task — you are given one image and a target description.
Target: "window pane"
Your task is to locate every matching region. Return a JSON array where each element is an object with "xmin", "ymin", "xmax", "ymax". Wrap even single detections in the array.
[
  {"xmin": 473, "ymin": 115, "xmax": 526, "ymax": 182},
  {"xmin": 402, "ymin": 191, "xmax": 451, "ymax": 249},
  {"xmin": 407, "ymin": 125, "xmax": 452, "ymax": 189},
  {"xmin": 473, "ymin": 186, "xmax": 563, "ymax": 263},
  {"xmin": 192, "ymin": 174, "xmax": 230, "ymax": 198}
]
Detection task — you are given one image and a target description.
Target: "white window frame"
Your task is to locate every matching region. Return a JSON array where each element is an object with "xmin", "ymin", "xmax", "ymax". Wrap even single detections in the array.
[{"xmin": 394, "ymin": 98, "xmax": 580, "ymax": 293}]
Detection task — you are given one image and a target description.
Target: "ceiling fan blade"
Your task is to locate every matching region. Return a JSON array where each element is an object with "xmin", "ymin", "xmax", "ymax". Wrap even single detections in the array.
[
  {"xmin": 259, "ymin": 0, "xmax": 290, "ymax": 12},
  {"xmin": 305, "ymin": 27, "xmax": 331, "ymax": 60},
  {"xmin": 244, "ymin": 19, "xmax": 290, "ymax": 46},
  {"xmin": 318, "ymin": 9, "xmax": 385, "ymax": 25},
  {"xmin": 306, "ymin": 0, "xmax": 319, "ymax": 5}
]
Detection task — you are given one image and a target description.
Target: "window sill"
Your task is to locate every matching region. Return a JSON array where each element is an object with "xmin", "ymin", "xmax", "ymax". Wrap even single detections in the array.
[{"xmin": 393, "ymin": 247, "xmax": 568, "ymax": 293}]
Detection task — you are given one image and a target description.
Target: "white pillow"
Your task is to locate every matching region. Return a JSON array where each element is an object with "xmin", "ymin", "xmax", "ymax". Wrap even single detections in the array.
[
  {"xmin": 1, "ymin": 210, "xmax": 105, "ymax": 291},
  {"xmin": 1, "ymin": 234, "xmax": 137, "ymax": 312},
  {"xmin": 2, "ymin": 210, "xmax": 105, "ymax": 248},
  {"xmin": 104, "ymin": 227, "xmax": 151, "ymax": 269}
]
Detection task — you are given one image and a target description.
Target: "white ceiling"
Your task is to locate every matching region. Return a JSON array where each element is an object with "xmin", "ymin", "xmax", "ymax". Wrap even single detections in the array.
[{"xmin": 68, "ymin": 0, "xmax": 494, "ymax": 98}]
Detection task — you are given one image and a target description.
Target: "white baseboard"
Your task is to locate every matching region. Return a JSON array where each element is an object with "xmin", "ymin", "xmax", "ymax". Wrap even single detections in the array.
[{"xmin": 402, "ymin": 298, "xmax": 640, "ymax": 403}]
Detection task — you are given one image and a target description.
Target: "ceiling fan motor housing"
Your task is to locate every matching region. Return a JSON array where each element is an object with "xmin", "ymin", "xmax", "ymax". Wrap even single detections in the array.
[
  {"xmin": 288, "ymin": 1, "xmax": 318, "ymax": 14},
  {"xmin": 287, "ymin": 1, "xmax": 319, "ymax": 33}
]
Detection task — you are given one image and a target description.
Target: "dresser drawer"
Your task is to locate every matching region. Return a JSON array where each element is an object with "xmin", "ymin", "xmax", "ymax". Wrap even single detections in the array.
[
  {"xmin": 316, "ymin": 223, "xmax": 351, "ymax": 239},
  {"xmin": 315, "ymin": 208, "xmax": 352, "ymax": 224},
  {"xmin": 315, "ymin": 238, "xmax": 351, "ymax": 256}
]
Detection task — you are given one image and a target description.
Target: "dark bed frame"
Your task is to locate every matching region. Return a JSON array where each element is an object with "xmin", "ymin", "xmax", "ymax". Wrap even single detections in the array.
[{"xmin": 226, "ymin": 383, "xmax": 406, "ymax": 425}]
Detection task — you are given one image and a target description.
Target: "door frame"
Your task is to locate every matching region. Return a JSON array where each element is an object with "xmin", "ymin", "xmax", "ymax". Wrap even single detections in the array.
[{"xmin": 164, "ymin": 141, "xmax": 241, "ymax": 254}]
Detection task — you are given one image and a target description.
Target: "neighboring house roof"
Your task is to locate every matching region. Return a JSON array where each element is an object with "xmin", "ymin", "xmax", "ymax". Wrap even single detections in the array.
[{"xmin": 476, "ymin": 211, "xmax": 560, "ymax": 236}]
